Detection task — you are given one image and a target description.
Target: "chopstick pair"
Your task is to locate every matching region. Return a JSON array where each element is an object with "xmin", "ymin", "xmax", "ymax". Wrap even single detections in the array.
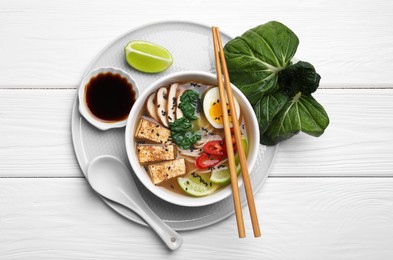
[{"xmin": 212, "ymin": 26, "xmax": 261, "ymax": 238}]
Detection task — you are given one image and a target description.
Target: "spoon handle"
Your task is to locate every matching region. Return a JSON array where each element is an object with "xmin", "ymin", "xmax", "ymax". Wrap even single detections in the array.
[{"xmin": 133, "ymin": 199, "xmax": 183, "ymax": 250}]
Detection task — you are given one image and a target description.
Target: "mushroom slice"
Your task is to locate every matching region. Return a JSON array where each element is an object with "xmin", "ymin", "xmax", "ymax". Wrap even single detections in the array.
[
  {"xmin": 156, "ymin": 87, "xmax": 168, "ymax": 127},
  {"xmin": 146, "ymin": 93, "xmax": 159, "ymax": 121},
  {"xmin": 167, "ymin": 83, "xmax": 178, "ymax": 123},
  {"xmin": 176, "ymin": 87, "xmax": 186, "ymax": 119}
]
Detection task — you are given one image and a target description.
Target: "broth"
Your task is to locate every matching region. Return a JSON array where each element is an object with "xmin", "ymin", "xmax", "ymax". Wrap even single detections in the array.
[{"xmin": 134, "ymin": 82, "xmax": 248, "ymax": 197}]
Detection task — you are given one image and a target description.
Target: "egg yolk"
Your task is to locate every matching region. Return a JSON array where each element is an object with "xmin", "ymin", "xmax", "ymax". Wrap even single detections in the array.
[{"xmin": 209, "ymin": 100, "xmax": 232, "ymax": 125}]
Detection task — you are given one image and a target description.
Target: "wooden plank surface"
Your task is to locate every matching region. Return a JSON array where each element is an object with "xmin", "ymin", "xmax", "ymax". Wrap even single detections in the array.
[
  {"xmin": 0, "ymin": 177, "xmax": 392, "ymax": 259},
  {"xmin": 0, "ymin": 89, "xmax": 392, "ymax": 177},
  {"xmin": 0, "ymin": 0, "xmax": 392, "ymax": 87},
  {"xmin": 1, "ymin": 1, "xmax": 393, "ymax": 259}
]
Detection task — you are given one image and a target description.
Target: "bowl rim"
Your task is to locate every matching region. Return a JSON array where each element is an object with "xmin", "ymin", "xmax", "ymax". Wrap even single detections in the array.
[
  {"xmin": 78, "ymin": 67, "xmax": 139, "ymax": 131},
  {"xmin": 125, "ymin": 70, "xmax": 259, "ymax": 207}
]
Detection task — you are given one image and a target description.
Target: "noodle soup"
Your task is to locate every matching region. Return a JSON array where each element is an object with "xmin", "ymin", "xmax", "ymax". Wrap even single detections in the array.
[{"xmin": 133, "ymin": 81, "xmax": 249, "ymax": 197}]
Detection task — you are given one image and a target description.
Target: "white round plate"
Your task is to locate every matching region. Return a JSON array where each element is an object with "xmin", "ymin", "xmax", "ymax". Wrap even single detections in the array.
[{"xmin": 71, "ymin": 21, "xmax": 278, "ymax": 231}]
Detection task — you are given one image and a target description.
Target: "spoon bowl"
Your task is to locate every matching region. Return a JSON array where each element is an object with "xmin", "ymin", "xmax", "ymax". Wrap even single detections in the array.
[{"xmin": 87, "ymin": 155, "xmax": 183, "ymax": 250}]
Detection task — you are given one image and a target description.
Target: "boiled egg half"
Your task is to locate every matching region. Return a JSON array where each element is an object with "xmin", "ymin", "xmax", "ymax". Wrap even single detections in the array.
[{"xmin": 203, "ymin": 87, "xmax": 240, "ymax": 129}]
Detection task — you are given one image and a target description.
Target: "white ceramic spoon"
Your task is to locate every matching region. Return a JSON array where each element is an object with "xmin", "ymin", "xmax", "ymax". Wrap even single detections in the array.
[{"xmin": 87, "ymin": 155, "xmax": 183, "ymax": 250}]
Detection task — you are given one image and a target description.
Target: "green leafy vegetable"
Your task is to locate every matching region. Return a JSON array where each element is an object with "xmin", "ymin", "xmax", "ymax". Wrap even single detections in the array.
[
  {"xmin": 168, "ymin": 116, "xmax": 192, "ymax": 133},
  {"xmin": 263, "ymin": 94, "xmax": 329, "ymax": 145},
  {"xmin": 169, "ymin": 90, "xmax": 202, "ymax": 149},
  {"xmin": 224, "ymin": 21, "xmax": 299, "ymax": 105},
  {"xmin": 169, "ymin": 117, "xmax": 201, "ymax": 150},
  {"xmin": 179, "ymin": 90, "xmax": 200, "ymax": 120},
  {"xmin": 171, "ymin": 131, "xmax": 201, "ymax": 150},
  {"xmin": 253, "ymin": 90, "xmax": 289, "ymax": 134},
  {"xmin": 224, "ymin": 21, "xmax": 329, "ymax": 145},
  {"xmin": 278, "ymin": 61, "xmax": 321, "ymax": 97}
]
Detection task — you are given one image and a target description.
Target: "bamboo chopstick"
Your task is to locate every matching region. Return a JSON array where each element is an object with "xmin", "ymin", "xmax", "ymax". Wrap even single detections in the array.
[
  {"xmin": 212, "ymin": 26, "xmax": 261, "ymax": 238},
  {"xmin": 212, "ymin": 27, "xmax": 246, "ymax": 238}
]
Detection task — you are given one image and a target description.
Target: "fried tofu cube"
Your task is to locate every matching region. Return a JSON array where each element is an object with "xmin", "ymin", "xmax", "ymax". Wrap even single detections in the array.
[
  {"xmin": 147, "ymin": 158, "xmax": 186, "ymax": 185},
  {"xmin": 135, "ymin": 118, "xmax": 171, "ymax": 144},
  {"xmin": 137, "ymin": 144, "xmax": 176, "ymax": 164}
]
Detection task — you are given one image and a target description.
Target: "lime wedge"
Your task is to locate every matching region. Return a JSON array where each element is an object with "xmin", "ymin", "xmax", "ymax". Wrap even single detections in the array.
[
  {"xmin": 212, "ymin": 138, "xmax": 248, "ymax": 185},
  {"xmin": 235, "ymin": 137, "xmax": 248, "ymax": 165},
  {"xmin": 210, "ymin": 165, "xmax": 241, "ymax": 185},
  {"xmin": 124, "ymin": 40, "xmax": 173, "ymax": 73},
  {"xmin": 178, "ymin": 173, "xmax": 220, "ymax": 197},
  {"xmin": 210, "ymin": 167, "xmax": 231, "ymax": 185}
]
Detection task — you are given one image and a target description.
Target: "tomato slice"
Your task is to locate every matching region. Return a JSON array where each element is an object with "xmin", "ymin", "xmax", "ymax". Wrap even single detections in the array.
[
  {"xmin": 195, "ymin": 153, "xmax": 223, "ymax": 169},
  {"xmin": 222, "ymin": 135, "xmax": 237, "ymax": 156},
  {"xmin": 203, "ymin": 141, "xmax": 225, "ymax": 156}
]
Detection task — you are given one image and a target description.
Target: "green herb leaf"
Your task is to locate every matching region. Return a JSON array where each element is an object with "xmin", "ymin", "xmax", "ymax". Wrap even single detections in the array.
[
  {"xmin": 224, "ymin": 21, "xmax": 299, "ymax": 106},
  {"xmin": 179, "ymin": 90, "xmax": 200, "ymax": 120}
]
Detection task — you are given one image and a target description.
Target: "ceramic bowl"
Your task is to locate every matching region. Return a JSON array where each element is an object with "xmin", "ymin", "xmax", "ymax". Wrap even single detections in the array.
[
  {"xmin": 78, "ymin": 67, "xmax": 139, "ymax": 130},
  {"xmin": 125, "ymin": 71, "xmax": 259, "ymax": 207}
]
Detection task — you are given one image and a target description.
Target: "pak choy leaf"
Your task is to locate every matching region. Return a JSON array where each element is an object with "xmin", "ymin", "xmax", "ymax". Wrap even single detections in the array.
[
  {"xmin": 224, "ymin": 21, "xmax": 299, "ymax": 105},
  {"xmin": 278, "ymin": 61, "xmax": 321, "ymax": 97},
  {"xmin": 253, "ymin": 90, "xmax": 289, "ymax": 134},
  {"xmin": 224, "ymin": 21, "xmax": 329, "ymax": 145},
  {"xmin": 264, "ymin": 94, "xmax": 329, "ymax": 144}
]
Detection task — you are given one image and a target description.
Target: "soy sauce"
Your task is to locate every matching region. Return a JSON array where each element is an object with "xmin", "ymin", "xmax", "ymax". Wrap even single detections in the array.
[{"xmin": 85, "ymin": 72, "xmax": 136, "ymax": 122}]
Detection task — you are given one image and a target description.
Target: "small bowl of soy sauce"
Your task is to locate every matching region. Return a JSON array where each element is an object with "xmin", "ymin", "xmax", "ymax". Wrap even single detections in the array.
[{"xmin": 78, "ymin": 67, "xmax": 138, "ymax": 130}]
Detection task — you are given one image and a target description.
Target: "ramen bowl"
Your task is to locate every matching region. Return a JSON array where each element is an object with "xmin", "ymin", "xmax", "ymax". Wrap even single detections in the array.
[{"xmin": 125, "ymin": 71, "xmax": 259, "ymax": 207}]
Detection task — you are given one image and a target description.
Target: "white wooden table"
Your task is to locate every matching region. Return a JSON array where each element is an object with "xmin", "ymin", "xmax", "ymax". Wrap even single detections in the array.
[{"xmin": 1, "ymin": 1, "xmax": 393, "ymax": 259}]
